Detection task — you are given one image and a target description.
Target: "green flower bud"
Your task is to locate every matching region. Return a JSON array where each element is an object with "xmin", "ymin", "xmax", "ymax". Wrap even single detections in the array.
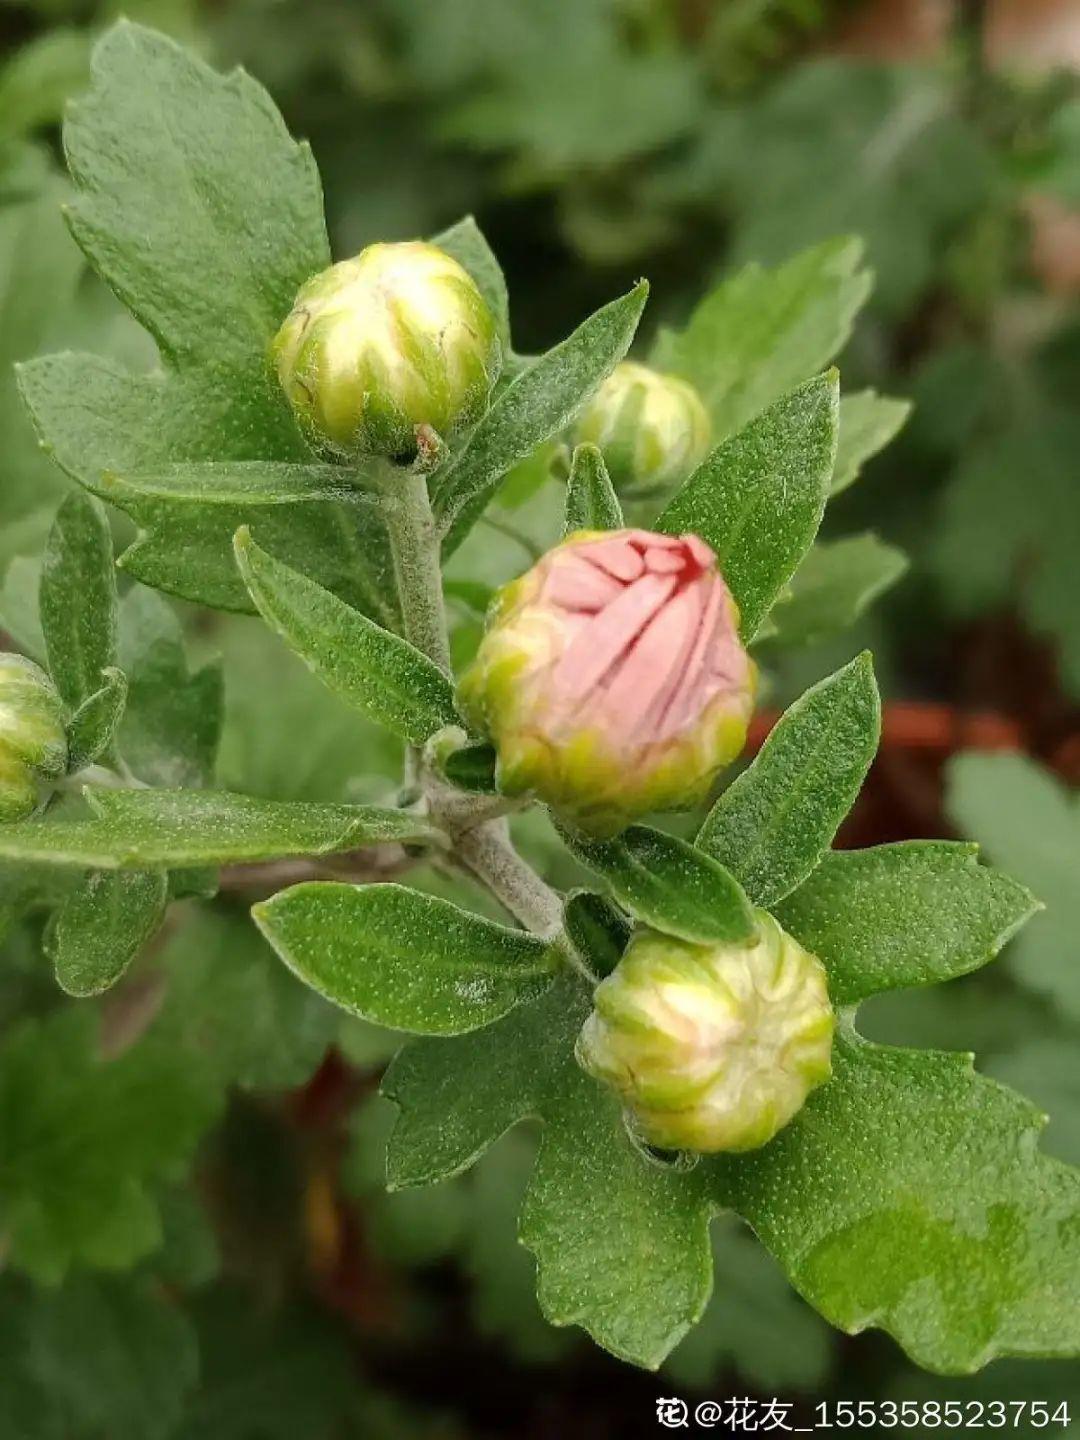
[
  {"xmin": 271, "ymin": 240, "xmax": 501, "ymax": 462},
  {"xmin": 576, "ymin": 913, "xmax": 834, "ymax": 1153},
  {"xmin": 573, "ymin": 361, "xmax": 711, "ymax": 492},
  {"xmin": 458, "ymin": 529, "xmax": 755, "ymax": 837},
  {"xmin": 0, "ymin": 654, "xmax": 67, "ymax": 822}
]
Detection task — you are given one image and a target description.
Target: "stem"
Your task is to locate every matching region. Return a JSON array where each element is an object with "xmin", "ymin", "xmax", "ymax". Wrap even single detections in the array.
[
  {"xmin": 453, "ymin": 818, "xmax": 565, "ymax": 937},
  {"xmin": 382, "ymin": 469, "xmax": 452, "ymax": 675}
]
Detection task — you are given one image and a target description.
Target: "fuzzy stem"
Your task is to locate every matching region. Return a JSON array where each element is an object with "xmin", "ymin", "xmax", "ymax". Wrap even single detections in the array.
[
  {"xmin": 453, "ymin": 818, "xmax": 564, "ymax": 937},
  {"xmin": 382, "ymin": 469, "xmax": 452, "ymax": 675}
]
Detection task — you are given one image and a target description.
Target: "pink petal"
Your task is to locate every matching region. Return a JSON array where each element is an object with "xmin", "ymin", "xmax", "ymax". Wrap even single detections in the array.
[
  {"xmin": 544, "ymin": 553, "xmax": 623, "ymax": 612},
  {"xmin": 551, "ymin": 571, "xmax": 677, "ymax": 703},
  {"xmin": 580, "ymin": 535, "xmax": 645, "ymax": 582}
]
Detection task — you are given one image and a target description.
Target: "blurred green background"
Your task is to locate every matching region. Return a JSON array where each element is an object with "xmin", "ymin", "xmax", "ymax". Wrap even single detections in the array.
[{"xmin": 0, "ymin": 1, "xmax": 1077, "ymax": 1435}]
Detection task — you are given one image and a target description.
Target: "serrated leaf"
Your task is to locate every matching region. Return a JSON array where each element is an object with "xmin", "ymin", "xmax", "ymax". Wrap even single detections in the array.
[
  {"xmin": 0, "ymin": 788, "xmax": 436, "ymax": 868},
  {"xmin": 384, "ymin": 970, "xmax": 714, "ymax": 1368},
  {"xmin": 254, "ymin": 882, "xmax": 555, "ymax": 1034},
  {"xmin": 653, "ymin": 237, "xmax": 871, "ymax": 442},
  {"xmin": 563, "ymin": 443, "xmax": 622, "ymax": 534},
  {"xmin": 433, "ymin": 281, "xmax": 648, "ymax": 551},
  {"xmin": 0, "ymin": 1007, "xmax": 218, "ymax": 1281},
  {"xmin": 117, "ymin": 587, "xmax": 222, "ymax": 789},
  {"xmin": 774, "ymin": 842, "xmax": 1039, "ymax": 1006},
  {"xmin": 712, "ymin": 1030, "xmax": 1080, "ymax": 1374},
  {"xmin": 657, "ymin": 371, "xmax": 838, "ymax": 640},
  {"xmin": 47, "ymin": 868, "xmax": 167, "ymax": 997},
  {"xmin": 65, "ymin": 666, "xmax": 128, "ymax": 770},
  {"xmin": 947, "ymin": 753, "xmax": 1080, "ymax": 1021},
  {"xmin": 761, "ymin": 534, "xmax": 908, "ymax": 649},
  {"xmin": 564, "ymin": 824, "xmax": 756, "ymax": 946},
  {"xmin": 431, "ymin": 214, "xmax": 510, "ymax": 348},
  {"xmin": 39, "ymin": 490, "xmax": 117, "ymax": 711},
  {"xmin": 20, "ymin": 23, "xmax": 395, "ymax": 622},
  {"xmin": 696, "ymin": 653, "xmax": 880, "ymax": 907},
  {"xmin": 234, "ymin": 527, "xmax": 458, "ymax": 745},
  {"xmin": 832, "ymin": 389, "xmax": 911, "ymax": 495}
]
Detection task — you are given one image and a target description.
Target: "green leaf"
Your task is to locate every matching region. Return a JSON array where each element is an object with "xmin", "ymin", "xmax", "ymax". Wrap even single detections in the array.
[
  {"xmin": 564, "ymin": 824, "xmax": 757, "ymax": 946},
  {"xmin": 696, "ymin": 653, "xmax": 881, "ymax": 907},
  {"xmin": 433, "ymin": 281, "xmax": 648, "ymax": 550},
  {"xmin": 0, "ymin": 788, "xmax": 437, "ymax": 868},
  {"xmin": 431, "ymin": 214, "xmax": 511, "ymax": 348},
  {"xmin": 440, "ymin": 739, "xmax": 498, "ymax": 793},
  {"xmin": 117, "ymin": 588, "xmax": 222, "ymax": 789},
  {"xmin": 234, "ymin": 528, "xmax": 458, "ymax": 745},
  {"xmin": 563, "ymin": 443, "xmax": 622, "ymax": 534},
  {"xmin": 12, "ymin": 1274, "xmax": 198, "ymax": 1440},
  {"xmin": 657, "ymin": 371, "xmax": 838, "ymax": 640},
  {"xmin": 774, "ymin": 842, "xmax": 1039, "ymax": 1006},
  {"xmin": 712, "ymin": 1030, "xmax": 1080, "ymax": 1374},
  {"xmin": 832, "ymin": 389, "xmax": 911, "ymax": 495},
  {"xmin": 46, "ymin": 868, "xmax": 168, "ymax": 997},
  {"xmin": 946, "ymin": 753, "xmax": 1080, "ymax": 1021},
  {"xmin": 562, "ymin": 888, "xmax": 632, "ymax": 979},
  {"xmin": 0, "ymin": 31, "xmax": 91, "ymax": 143},
  {"xmin": 0, "ymin": 557, "xmax": 45, "ymax": 663},
  {"xmin": 384, "ymin": 971, "xmax": 714, "ymax": 1367},
  {"xmin": 20, "ymin": 24, "xmax": 395, "ymax": 622},
  {"xmin": 653, "ymin": 237, "xmax": 871, "ymax": 442},
  {"xmin": 253, "ymin": 882, "xmax": 555, "ymax": 1035},
  {"xmin": 65, "ymin": 666, "xmax": 128, "ymax": 770},
  {"xmin": 0, "ymin": 1007, "xmax": 218, "ymax": 1281},
  {"xmin": 101, "ymin": 461, "xmax": 376, "ymax": 507},
  {"xmin": 760, "ymin": 534, "xmax": 908, "ymax": 649},
  {"xmin": 39, "ymin": 490, "xmax": 117, "ymax": 711}
]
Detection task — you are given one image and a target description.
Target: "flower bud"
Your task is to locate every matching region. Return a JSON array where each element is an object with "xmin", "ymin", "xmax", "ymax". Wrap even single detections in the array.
[
  {"xmin": 573, "ymin": 362, "xmax": 711, "ymax": 492},
  {"xmin": 0, "ymin": 654, "xmax": 67, "ymax": 821},
  {"xmin": 272, "ymin": 240, "xmax": 501, "ymax": 462},
  {"xmin": 576, "ymin": 913, "xmax": 835, "ymax": 1153},
  {"xmin": 458, "ymin": 529, "xmax": 754, "ymax": 836}
]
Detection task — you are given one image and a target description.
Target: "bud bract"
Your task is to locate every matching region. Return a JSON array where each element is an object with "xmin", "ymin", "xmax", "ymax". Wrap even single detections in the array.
[
  {"xmin": 576, "ymin": 913, "xmax": 835, "ymax": 1153},
  {"xmin": 573, "ymin": 361, "xmax": 711, "ymax": 492},
  {"xmin": 458, "ymin": 529, "xmax": 755, "ymax": 836},
  {"xmin": 0, "ymin": 654, "xmax": 67, "ymax": 821},
  {"xmin": 272, "ymin": 240, "xmax": 501, "ymax": 462}
]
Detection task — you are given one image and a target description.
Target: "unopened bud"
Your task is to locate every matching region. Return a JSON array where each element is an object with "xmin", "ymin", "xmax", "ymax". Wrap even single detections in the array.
[
  {"xmin": 458, "ymin": 529, "xmax": 754, "ymax": 836},
  {"xmin": 0, "ymin": 654, "xmax": 67, "ymax": 821},
  {"xmin": 576, "ymin": 913, "xmax": 835, "ymax": 1153},
  {"xmin": 272, "ymin": 240, "xmax": 501, "ymax": 462},
  {"xmin": 573, "ymin": 361, "xmax": 711, "ymax": 492}
]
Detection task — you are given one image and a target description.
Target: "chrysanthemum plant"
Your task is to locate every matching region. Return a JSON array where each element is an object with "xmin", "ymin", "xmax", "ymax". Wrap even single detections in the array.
[{"xmin": 5, "ymin": 22, "xmax": 1080, "ymax": 1375}]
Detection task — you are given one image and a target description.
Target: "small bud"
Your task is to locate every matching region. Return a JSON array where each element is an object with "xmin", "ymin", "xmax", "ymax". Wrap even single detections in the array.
[
  {"xmin": 576, "ymin": 913, "xmax": 835, "ymax": 1153},
  {"xmin": 272, "ymin": 240, "xmax": 501, "ymax": 463},
  {"xmin": 458, "ymin": 529, "xmax": 754, "ymax": 836},
  {"xmin": 573, "ymin": 361, "xmax": 711, "ymax": 492},
  {"xmin": 0, "ymin": 654, "xmax": 67, "ymax": 821}
]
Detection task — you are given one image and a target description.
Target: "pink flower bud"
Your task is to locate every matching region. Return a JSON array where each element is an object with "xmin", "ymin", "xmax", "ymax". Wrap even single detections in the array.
[{"xmin": 458, "ymin": 529, "xmax": 755, "ymax": 835}]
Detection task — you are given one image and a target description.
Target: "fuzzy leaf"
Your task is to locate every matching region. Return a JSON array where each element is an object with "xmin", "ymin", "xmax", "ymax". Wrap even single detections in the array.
[
  {"xmin": 563, "ymin": 443, "xmax": 623, "ymax": 534},
  {"xmin": 653, "ymin": 237, "xmax": 870, "ymax": 442},
  {"xmin": 433, "ymin": 282, "xmax": 647, "ymax": 549},
  {"xmin": 102, "ymin": 462, "xmax": 376, "ymax": 507},
  {"xmin": 696, "ymin": 653, "xmax": 880, "ymax": 906},
  {"xmin": 253, "ymin": 882, "xmax": 555, "ymax": 1034},
  {"xmin": 712, "ymin": 1030, "xmax": 1080, "ymax": 1374},
  {"xmin": 657, "ymin": 371, "xmax": 838, "ymax": 639},
  {"xmin": 65, "ymin": 666, "xmax": 128, "ymax": 770},
  {"xmin": 947, "ymin": 753, "xmax": 1080, "ymax": 1021},
  {"xmin": 117, "ymin": 588, "xmax": 223, "ymax": 789},
  {"xmin": 39, "ymin": 490, "xmax": 117, "ymax": 711},
  {"xmin": 19, "ymin": 23, "xmax": 395, "ymax": 622},
  {"xmin": 761, "ymin": 534, "xmax": 908, "ymax": 649},
  {"xmin": 234, "ymin": 528, "xmax": 458, "ymax": 745},
  {"xmin": 563, "ymin": 888, "xmax": 632, "ymax": 979},
  {"xmin": 0, "ymin": 1007, "xmax": 218, "ymax": 1281},
  {"xmin": 0, "ymin": 789, "xmax": 436, "ymax": 868},
  {"xmin": 564, "ymin": 824, "xmax": 756, "ymax": 945},
  {"xmin": 832, "ymin": 389, "xmax": 911, "ymax": 494},
  {"xmin": 774, "ymin": 842, "xmax": 1039, "ymax": 1006},
  {"xmin": 47, "ymin": 868, "xmax": 168, "ymax": 997},
  {"xmin": 440, "ymin": 740, "xmax": 498, "ymax": 793}
]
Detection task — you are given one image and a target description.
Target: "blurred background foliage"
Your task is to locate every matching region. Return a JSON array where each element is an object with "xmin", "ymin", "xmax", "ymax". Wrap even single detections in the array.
[{"xmin": 0, "ymin": 0, "xmax": 1078, "ymax": 1435}]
